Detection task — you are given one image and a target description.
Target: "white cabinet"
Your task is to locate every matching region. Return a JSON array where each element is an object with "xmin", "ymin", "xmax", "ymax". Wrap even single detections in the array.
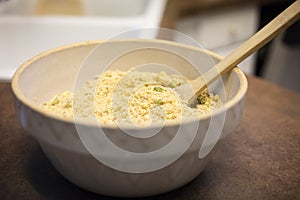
[
  {"xmin": 0, "ymin": 0, "xmax": 167, "ymax": 80},
  {"xmin": 175, "ymin": 4, "xmax": 259, "ymax": 75}
]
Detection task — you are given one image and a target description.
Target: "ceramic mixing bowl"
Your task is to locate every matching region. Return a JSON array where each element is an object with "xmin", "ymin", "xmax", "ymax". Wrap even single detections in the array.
[{"xmin": 12, "ymin": 39, "xmax": 247, "ymax": 197}]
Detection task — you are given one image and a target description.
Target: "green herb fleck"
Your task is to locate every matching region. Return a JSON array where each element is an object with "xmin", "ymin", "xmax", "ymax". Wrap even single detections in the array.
[
  {"xmin": 154, "ymin": 99, "xmax": 164, "ymax": 105},
  {"xmin": 153, "ymin": 86, "xmax": 163, "ymax": 92},
  {"xmin": 168, "ymin": 81, "xmax": 176, "ymax": 88},
  {"xmin": 51, "ymin": 97, "xmax": 59, "ymax": 105}
]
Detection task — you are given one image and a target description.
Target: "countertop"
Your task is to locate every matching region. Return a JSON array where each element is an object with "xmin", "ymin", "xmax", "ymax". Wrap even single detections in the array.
[{"xmin": 0, "ymin": 76, "xmax": 299, "ymax": 200}]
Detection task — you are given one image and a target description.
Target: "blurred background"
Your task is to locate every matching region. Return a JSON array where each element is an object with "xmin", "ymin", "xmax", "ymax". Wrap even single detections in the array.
[{"xmin": 0, "ymin": 0, "xmax": 299, "ymax": 92}]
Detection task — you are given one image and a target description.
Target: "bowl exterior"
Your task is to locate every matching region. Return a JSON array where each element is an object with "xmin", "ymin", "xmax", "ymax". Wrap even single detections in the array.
[{"xmin": 13, "ymin": 92, "xmax": 245, "ymax": 197}]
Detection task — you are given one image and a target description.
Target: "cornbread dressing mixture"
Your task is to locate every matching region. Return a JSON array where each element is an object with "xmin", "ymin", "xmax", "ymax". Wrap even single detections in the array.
[{"xmin": 42, "ymin": 70, "xmax": 221, "ymax": 125}]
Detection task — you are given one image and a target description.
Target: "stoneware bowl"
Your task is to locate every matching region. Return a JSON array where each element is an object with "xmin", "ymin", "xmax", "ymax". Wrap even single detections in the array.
[{"xmin": 12, "ymin": 39, "xmax": 247, "ymax": 197}]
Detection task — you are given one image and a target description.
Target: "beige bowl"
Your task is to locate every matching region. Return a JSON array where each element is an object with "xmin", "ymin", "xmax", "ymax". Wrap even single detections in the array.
[{"xmin": 12, "ymin": 39, "xmax": 247, "ymax": 197}]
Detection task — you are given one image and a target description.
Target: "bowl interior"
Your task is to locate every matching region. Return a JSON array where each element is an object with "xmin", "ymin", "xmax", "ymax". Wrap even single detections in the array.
[{"xmin": 12, "ymin": 39, "xmax": 247, "ymax": 124}]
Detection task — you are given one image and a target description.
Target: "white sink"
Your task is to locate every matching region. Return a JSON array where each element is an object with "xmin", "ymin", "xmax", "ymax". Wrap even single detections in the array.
[{"xmin": 0, "ymin": 0, "xmax": 167, "ymax": 80}]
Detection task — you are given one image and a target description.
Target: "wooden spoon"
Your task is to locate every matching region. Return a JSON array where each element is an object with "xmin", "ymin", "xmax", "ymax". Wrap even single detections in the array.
[{"xmin": 176, "ymin": 0, "xmax": 300, "ymax": 104}]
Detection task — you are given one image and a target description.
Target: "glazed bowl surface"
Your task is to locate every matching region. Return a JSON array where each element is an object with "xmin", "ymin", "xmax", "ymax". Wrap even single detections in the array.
[{"xmin": 12, "ymin": 39, "xmax": 247, "ymax": 197}]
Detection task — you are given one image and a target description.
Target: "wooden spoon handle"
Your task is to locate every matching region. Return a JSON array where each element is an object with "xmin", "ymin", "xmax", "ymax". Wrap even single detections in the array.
[{"xmin": 190, "ymin": 0, "xmax": 300, "ymax": 93}]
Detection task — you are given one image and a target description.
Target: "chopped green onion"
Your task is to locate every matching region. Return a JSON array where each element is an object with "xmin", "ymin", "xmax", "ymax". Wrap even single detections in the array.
[
  {"xmin": 154, "ymin": 99, "xmax": 164, "ymax": 105},
  {"xmin": 51, "ymin": 97, "xmax": 59, "ymax": 105},
  {"xmin": 168, "ymin": 81, "xmax": 176, "ymax": 88},
  {"xmin": 153, "ymin": 86, "xmax": 163, "ymax": 92}
]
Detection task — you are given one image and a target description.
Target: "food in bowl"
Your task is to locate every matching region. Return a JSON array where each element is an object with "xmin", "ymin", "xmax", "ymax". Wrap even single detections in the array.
[{"xmin": 41, "ymin": 69, "xmax": 222, "ymax": 126}]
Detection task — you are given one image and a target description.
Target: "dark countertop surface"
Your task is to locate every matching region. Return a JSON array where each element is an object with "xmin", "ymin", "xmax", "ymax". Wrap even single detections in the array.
[{"xmin": 0, "ymin": 76, "xmax": 300, "ymax": 199}]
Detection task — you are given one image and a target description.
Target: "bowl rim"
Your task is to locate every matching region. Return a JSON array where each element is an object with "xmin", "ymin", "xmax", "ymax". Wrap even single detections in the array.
[{"xmin": 11, "ymin": 39, "xmax": 248, "ymax": 129}]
